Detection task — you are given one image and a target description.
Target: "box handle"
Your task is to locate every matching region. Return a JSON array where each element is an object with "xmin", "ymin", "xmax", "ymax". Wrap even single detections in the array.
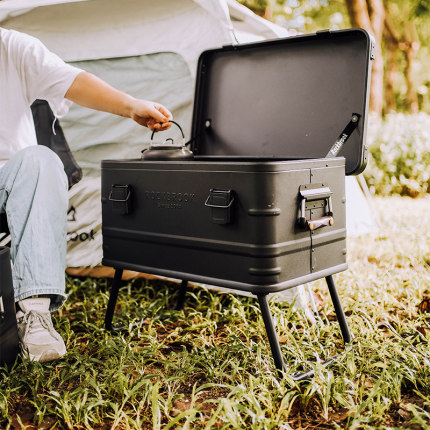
[
  {"xmin": 108, "ymin": 189, "xmax": 131, "ymax": 203},
  {"xmin": 298, "ymin": 184, "xmax": 333, "ymax": 231},
  {"xmin": 205, "ymin": 189, "xmax": 234, "ymax": 224},
  {"xmin": 204, "ymin": 195, "xmax": 235, "ymax": 209},
  {"xmin": 109, "ymin": 184, "xmax": 132, "ymax": 215}
]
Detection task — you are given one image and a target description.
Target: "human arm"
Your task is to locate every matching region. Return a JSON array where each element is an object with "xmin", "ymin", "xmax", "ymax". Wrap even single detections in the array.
[
  {"xmin": 9, "ymin": 30, "xmax": 171, "ymax": 129},
  {"xmin": 65, "ymin": 71, "xmax": 172, "ymax": 131}
]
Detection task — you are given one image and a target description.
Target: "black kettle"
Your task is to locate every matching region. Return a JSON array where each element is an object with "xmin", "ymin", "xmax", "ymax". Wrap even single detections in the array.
[{"xmin": 141, "ymin": 121, "xmax": 194, "ymax": 161}]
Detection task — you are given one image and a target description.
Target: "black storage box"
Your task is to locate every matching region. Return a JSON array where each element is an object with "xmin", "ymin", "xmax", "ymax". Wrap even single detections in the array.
[
  {"xmin": 101, "ymin": 29, "xmax": 374, "ymax": 378},
  {"xmin": 102, "ymin": 158, "xmax": 347, "ymax": 291},
  {"xmin": 0, "ymin": 246, "xmax": 20, "ymax": 366}
]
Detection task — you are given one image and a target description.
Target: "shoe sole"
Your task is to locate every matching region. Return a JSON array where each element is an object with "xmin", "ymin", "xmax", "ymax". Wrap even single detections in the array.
[{"xmin": 22, "ymin": 346, "xmax": 67, "ymax": 363}]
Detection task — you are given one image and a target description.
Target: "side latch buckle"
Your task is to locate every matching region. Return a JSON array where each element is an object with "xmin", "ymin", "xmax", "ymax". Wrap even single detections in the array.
[
  {"xmin": 298, "ymin": 184, "xmax": 333, "ymax": 231},
  {"xmin": 205, "ymin": 189, "xmax": 234, "ymax": 224},
  {"xmin": 326, "ymin": 113, "xmax": 361, "ymax": 158},
  {"xmin": 109, "ymin": 184, "xmax": 132, "ymax": 215}
]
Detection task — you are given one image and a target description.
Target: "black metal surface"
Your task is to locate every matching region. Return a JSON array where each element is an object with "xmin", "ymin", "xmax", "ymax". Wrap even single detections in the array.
[
  {"xmin": 101, "ymin": 259, "xmax": 347, "ymax": 295},
  {"xmin": 174, "ymin": 280, "xmax": 189, "ymax": 311},
  {"xmin": 100, "ymin": 29, "xmax": 371, "ymax": 378},
  {"xmin": 104, "ymin": 271, "xmax": 191, "ymax": 331},
  {"xmin": 257, "ymin": 294, "xmax": 286, "ymax": 377},
  {"xmin": 104, "ymin": 268, "xmax": 123, "ymax": 331},
  {"xmin": 326, "ymin": 274, "xmax": 352, "ymax": 343},
  {"xmin": 101, "ymin": 158, "xmax": 347, "ymax": 290},
  {"xmin": 191, "ymin": 29, "xmax": 373, "ymax": 175},
  {"xmin": 0, "ymin": 246, "xmax": 19, "ymax": 365},
  {"xmin": 0, "ymin": 213, "xmax": 9, "ymax": 235},
  {"xmin": 257, "ymin": 275, "xmax": 351, "ymax": 379}
]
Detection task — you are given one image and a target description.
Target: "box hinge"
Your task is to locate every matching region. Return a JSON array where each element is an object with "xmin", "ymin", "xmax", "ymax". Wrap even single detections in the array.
[
  {"xmin": 205, "ymin": 189, "xmax": 234, "ymax": 224},
  {"xmin": 109, "ymin": 184, "xmax": 132, "ymax": 215},
  {"xmin": 369, "ymin": 36, "xmax": 376, "ymax": 60}
]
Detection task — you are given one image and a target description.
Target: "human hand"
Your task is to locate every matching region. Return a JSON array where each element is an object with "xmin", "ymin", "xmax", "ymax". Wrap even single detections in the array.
[
  {"xmin": 66, "ymin": 73, "xmax": 173, "ymax": 130},
  {"xmin": 130, "ymin": 99, "xmax": 173, "ymax": 131}
]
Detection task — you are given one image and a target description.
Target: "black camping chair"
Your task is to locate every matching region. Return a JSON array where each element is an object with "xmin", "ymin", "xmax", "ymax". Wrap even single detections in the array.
[{"xmin": 31, "ymin": 99, "xmax": 82, "ymax": 189}]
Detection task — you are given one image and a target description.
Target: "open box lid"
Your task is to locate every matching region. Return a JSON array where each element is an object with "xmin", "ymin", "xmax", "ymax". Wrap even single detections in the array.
[{"xmin": 190, "ymin": 28, "xmax": 374, "ymax": 175}]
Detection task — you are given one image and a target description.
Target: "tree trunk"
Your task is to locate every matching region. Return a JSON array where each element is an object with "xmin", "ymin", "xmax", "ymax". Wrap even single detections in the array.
[
  {"xmin": 401, "ymin": 22, "xmax": 419, "ymax": 113},
  {"xmin": 384, "ymin": 38, "xmax": 397, "ymax": 113},
  {"xmin": 383, "ymin": 6, "xmax": 420, "ymax": 114},
  {"xmin": 403, "ymin": 46, "xmax": 419, "ymax": 113},
  {"xmin": 383, "ymin": 14, "xmax": 400, "ymax": 113},
  {"xmin": 345, "ymin": 0, "xmax": 385, "ymax": 116}
]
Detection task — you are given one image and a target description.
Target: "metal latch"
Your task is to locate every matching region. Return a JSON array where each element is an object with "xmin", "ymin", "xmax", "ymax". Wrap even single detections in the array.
[
  {"xmin": 205, "ymin": 189, "xmax": 234, "ymax": 224},
  {"xmin": 0, "ymin": 296, "xmax": 4, "ymax": 322},
  {"xmin": 298, "ymin": 184, "xmax": 333, "ymax": 231},
  {"xmin": 369, "ymin": 35, "xmax": 376, "ymax": 60},
  {"xmin": 326, "ymin": 113, "xmax": 360, "ymax": 158},
  {"xmin": 109, "ymin": 184, "xmax": 132, "ymax": 215}
]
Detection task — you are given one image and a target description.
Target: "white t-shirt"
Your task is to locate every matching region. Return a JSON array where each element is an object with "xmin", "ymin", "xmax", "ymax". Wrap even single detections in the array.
[{"xmin": 0, "ymin": 28, "xmax": 82, "ymax": 165}]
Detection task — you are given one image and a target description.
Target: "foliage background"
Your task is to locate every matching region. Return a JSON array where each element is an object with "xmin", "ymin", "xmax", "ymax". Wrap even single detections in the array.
[
  {"xmin": 239, "ymin": 0, "xmax": 430, "ymax": 114},
  {"xmin": 239, "ymin": 0, "xmax": 430, "ymax": 197},
  {"xmin": 364, "ymin": 113, "xmax": 430, "ymax": 196}
]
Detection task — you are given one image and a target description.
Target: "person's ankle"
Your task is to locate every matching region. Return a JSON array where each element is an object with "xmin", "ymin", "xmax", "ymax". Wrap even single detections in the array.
[{"xmin": 16, "ymin": 295, "xmax": 51, "ymax": 311}]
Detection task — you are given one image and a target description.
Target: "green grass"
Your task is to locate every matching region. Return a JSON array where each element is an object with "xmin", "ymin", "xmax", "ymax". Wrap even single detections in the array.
[{"xmin": 2, "ymin": 196, "xmax": 430, "ymax": 429}]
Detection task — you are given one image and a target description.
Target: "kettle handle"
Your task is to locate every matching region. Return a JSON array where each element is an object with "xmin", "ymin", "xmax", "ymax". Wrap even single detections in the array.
[{"xmin": 150, "ymin": 120, "xmax": 185, "ymax": 146}]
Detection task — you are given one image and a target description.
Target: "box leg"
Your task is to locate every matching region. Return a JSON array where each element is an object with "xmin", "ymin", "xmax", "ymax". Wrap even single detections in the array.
[
  {"xmin": 174, "ymin": 280, "xmax": 189, "ymax": 310},
  {"xmin": 257, "ymin": 277, "xmax": 352, "ymax": 380},
  {"xmin": 104, "ymin": 268, "xmax": 123, "ymax": 331},
  {"xmin": 257, "ymin": 294, "xmax": 317, "ymax": 380},
  {"xmin": 257, "ymin": 294, "xmax": 286, "ymax": 377},
  {"xmin": 325, "ymin": 275, "xmax": 352, "ymax": 344}
]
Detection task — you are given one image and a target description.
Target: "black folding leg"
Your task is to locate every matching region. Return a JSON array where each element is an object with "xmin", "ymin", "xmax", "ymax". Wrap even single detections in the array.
[
  {"xmin": 174, "ymin": 280, "xmax": 189, "ymax": 310},
  {"xmin": 104, "ymin": 268, "xmax": 123, "ymax": 331},
  {"xmin": 257, "ymin": 275, "xmax": 352, "ymax": 380},
  {"xmin": 104, "ymin": 272, "xmax": 190, "ymax": 330},
  {"xmin": 257, "ymin": 294, "xmax": 286, "ymax": 378},
  {"xmin": 325, "ymin": 275, "xmax": 352, "ymax": 343}
]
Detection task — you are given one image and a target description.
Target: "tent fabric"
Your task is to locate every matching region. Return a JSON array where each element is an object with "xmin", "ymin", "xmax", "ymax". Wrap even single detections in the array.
[
  {"xmin": 62, "ymin": 53, "xmax": 194, "ymax": 175},
  {"xmin": 62, "ymin": 52, "xmax": 194, "ymax": 268},
  {"xmin": 195, "ymin": 0, "xmax": 233, "ymax": 33},
  {"xmin": 345, "ymin": 175, "xmax": 378, "ymax": 236},
  {"xmin": 227, "ymin": 0, "xmax": 289, "ymax": 41},
  {"xmin": 0, "ymin": 0, "xmax": 233, "ymax": 76},
  {"xmin": 0, "ymin": 0, "xmax": 84, "ymax": 22},
  {"xmin": 66, "ymin": 176, "xmax": 102, "ymax": 267},
  {"xmin": 0, "ymin": 0, "xmax": 288, "ymax": 70}
]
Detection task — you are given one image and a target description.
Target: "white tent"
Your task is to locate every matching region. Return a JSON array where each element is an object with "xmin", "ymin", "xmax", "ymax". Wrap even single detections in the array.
[
  {"xmin": 0, "ymin": 0, "xmax": 376, "ymax": 280},
  {"xmin": 0, "ymin": 0, "xmax": 287, "ymax": 71},
  {"xmin": 0, "ymin": 0, "xmax": 291, "ymax": 268}
]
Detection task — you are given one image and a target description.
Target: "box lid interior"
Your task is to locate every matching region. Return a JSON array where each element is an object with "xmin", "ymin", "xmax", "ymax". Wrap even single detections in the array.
[{"xmin": 191, "ymin": 29, "xmax": 373, "ymax": 175}]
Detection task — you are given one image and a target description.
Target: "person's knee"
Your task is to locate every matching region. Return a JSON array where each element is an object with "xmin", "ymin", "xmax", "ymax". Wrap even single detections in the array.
[
  {"xmin": 19, "ymin": 145, "xmax": 62, "ymax": 168},
  {"xmin": 16, "ymin": 146, "xmax": 67, "ymax": 189}
]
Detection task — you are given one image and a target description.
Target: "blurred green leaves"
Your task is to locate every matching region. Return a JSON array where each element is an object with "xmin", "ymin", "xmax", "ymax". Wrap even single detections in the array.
[{"xmin": 364, "ymin": 113, "xmax": 430, "ymax": 196}]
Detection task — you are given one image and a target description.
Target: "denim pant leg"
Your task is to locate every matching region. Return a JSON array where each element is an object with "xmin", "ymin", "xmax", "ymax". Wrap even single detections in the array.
[{"xmin": 0, "ymin": 146, "xmax": 68, "ymax": 311}]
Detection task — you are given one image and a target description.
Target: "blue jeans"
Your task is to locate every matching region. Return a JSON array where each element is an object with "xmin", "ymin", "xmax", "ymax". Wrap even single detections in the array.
[{"xmin": 0, "ymin": 146, "xmax": 68, "ymax": 311}]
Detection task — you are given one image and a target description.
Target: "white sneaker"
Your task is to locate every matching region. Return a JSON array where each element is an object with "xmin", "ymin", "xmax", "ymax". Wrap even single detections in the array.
[{"xmin": 16, "ymin": 297, "xmax": 67, "ymax": 362}]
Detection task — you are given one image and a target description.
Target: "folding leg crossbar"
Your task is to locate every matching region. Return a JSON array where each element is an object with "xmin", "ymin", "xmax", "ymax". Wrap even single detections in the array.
[{"xmin": 104, "ymin": 270, "xmax": 351, "ymax": 380}]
